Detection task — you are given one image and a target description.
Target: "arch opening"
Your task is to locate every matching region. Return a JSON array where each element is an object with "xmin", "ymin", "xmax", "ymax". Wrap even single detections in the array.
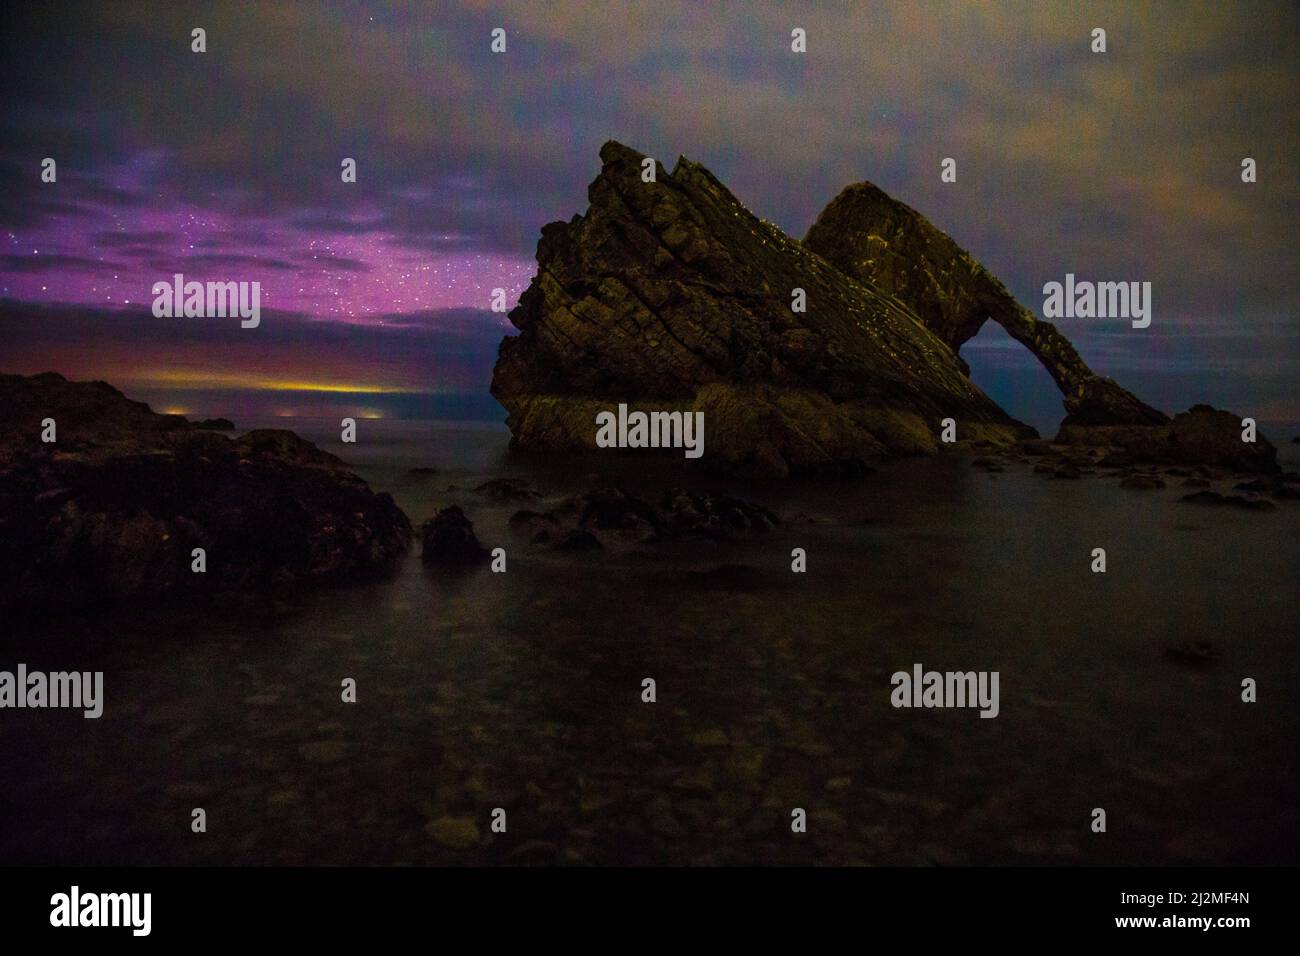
[{"xmin": 959, "ymin": 319, "xmax": 1064, "ymax": 437}]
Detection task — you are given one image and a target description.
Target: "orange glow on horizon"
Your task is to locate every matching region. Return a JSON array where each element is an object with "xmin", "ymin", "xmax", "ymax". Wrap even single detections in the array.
[{"xmin": 124, "ymin": 370, "xmax": 422, "ymax": 395}]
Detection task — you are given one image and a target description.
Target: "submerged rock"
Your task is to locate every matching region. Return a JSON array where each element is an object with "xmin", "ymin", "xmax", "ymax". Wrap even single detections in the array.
[
  {"xmin": 522, "ymin": 485, "xmax": 779, "ymax": 549},
  {"xmin": 1119, "ymin": 475, "xmax": 1166, "ymax": 490},
  {"xmin": 508, "ymin": 509, "xmax": 560, "ymax": 542},
  {"xmin": 554, "ymin": 528, "xmax": 603, "ymax": 552},
  {"xmin": 1164, "ymin": 641, "xmax": 1219, "ymax": 668},
  {"xmin": 473, "ymin": 477, "xmax": 539, "ymax": 501},
  {"xmin": 1179, "ymin": 490, "xmax": 1276, "ymax": 511},
  {"xmin": 420, "ymin": 506, "xmax": 489, "ymax": 564},
  {"xmin": 659, "ymin": 488, "xmax": 780, "ymax": 539},
  {"xmin": 572, "ymin": 487, "xmax": 664, "ymax": 537},
  {"xmin": 491, "ymin": 141, "xmax": 1032, "ymax": 477},
  {"xmin": 1233, "ymin": 478, "xmax": 1273, "ymax": 494},
  {"xmin": 0, "ymin": 372, "xmax": 412, "ymax": 613}
]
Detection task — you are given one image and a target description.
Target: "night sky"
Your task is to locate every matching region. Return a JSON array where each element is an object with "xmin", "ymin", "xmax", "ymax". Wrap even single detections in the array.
[{"xmin": 1, "ymin": 1, "xmax": 1296, "ymax": 428}]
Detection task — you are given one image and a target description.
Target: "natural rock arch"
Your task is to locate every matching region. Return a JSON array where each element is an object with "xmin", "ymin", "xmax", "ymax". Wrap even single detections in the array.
[{"xmin": 804, "ymin": 182, "xmax": 1167, "ymax": 427}]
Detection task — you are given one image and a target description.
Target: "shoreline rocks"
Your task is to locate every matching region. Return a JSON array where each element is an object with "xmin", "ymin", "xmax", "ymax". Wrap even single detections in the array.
[
  {"xmin": 1179, "ymin": 491, "xmax": 1276, "ymax": 512},
  {"xmin": 1118, "ymin": 475, "xmax": 1166, "ymax": 490},
  {"xmin": 1056, "ymin": 405, "xmax": 1279, "ymax": 475},
  {"xmin": 510, "ymin": 485, "xmax": 780, "ymax": 550},
  {"xmin": 962, "ymin": 434, "xmax": 1291, "ymax": 502},
  {"xmin": 0, "ymin": 372, "xmax": 412, "ymax": 613}
]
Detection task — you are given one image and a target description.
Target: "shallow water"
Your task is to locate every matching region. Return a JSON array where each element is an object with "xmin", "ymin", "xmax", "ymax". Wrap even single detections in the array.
[{"xmin": 3, "ymin": 420, "xmax": 1297, "ymax": 865}]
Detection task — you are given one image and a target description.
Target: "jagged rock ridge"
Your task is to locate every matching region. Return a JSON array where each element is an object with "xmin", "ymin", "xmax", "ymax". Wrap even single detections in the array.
[{"xmin": 492, "ymin": 141, "xmax": 1032, "ymax": 477}]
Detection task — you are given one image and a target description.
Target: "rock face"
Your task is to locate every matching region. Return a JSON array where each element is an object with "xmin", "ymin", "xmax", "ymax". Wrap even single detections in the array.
[
  {"xmin": 0, "ymin": 372, "xmax": 412, "ymax": 612},
  {"xmin": 492, "ymin": 141, "xmax": 1033, "ymax": 478},
  {"xmin": 803, "ymin": 181, "xmax": 1167, "ymax": 428}
]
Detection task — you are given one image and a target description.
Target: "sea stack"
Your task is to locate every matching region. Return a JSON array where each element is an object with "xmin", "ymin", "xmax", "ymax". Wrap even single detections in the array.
[{"xmin": 491, "ymin": 141, "xmax": 1034, "ymax": 478}]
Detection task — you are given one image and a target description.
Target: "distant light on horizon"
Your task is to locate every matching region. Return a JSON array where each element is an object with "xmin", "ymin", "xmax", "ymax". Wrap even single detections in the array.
[{"xmin": 133, "ymin": 370, "xmax": 424, "ymax": 395}]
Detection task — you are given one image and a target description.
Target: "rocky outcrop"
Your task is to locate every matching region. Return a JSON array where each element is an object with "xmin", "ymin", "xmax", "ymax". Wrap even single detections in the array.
[
  {"xmin": 803, "ymin": 181, "xmax": 1167, "ymax": 428},
  {"xmin": 420, "ymin": 506, "xmax": 489, "ymax": 565},
  {"xmin": 1057, "ymin": 404, "xmax": 1279, "ymax": 474},
  {"xmin": 473, "ymin": 478, "xmax": 539, "ymax": 502},
  {"xmin": 492, "ymin": 141, "xmax": 1033, "ymax": 478},
  {"xmin": 510, "ymin": 485, "xmax": 780, "ymax": 548},
  {"xmin": 0, "ymin": 372, "xmax": 412, "ymax": 612}
]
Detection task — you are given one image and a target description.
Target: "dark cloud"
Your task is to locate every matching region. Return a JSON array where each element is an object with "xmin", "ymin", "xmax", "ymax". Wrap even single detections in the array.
[
  {"xmin": 91, "ymin": 230, "xmax": 176, "ymax": 248},
  {"xmin": 0, "ymin": 253, "xmax": 110, "ymax": 273},
  {"xmin": 308, "ymin": 254, "xmax": 369, "ymax": 273},
  {"xmin": 177, "ymin": 253, "xmax": 301, "ymax": 271},
  {"xmin": 0, "ymin": 298, "xmax": 508, "ymax": 349}
]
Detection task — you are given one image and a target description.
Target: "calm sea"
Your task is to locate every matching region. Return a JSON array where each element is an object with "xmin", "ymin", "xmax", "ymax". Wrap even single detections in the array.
[{"xmin": 2, "ymin": 417, "xmax": 1297, "ymax": 865}]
